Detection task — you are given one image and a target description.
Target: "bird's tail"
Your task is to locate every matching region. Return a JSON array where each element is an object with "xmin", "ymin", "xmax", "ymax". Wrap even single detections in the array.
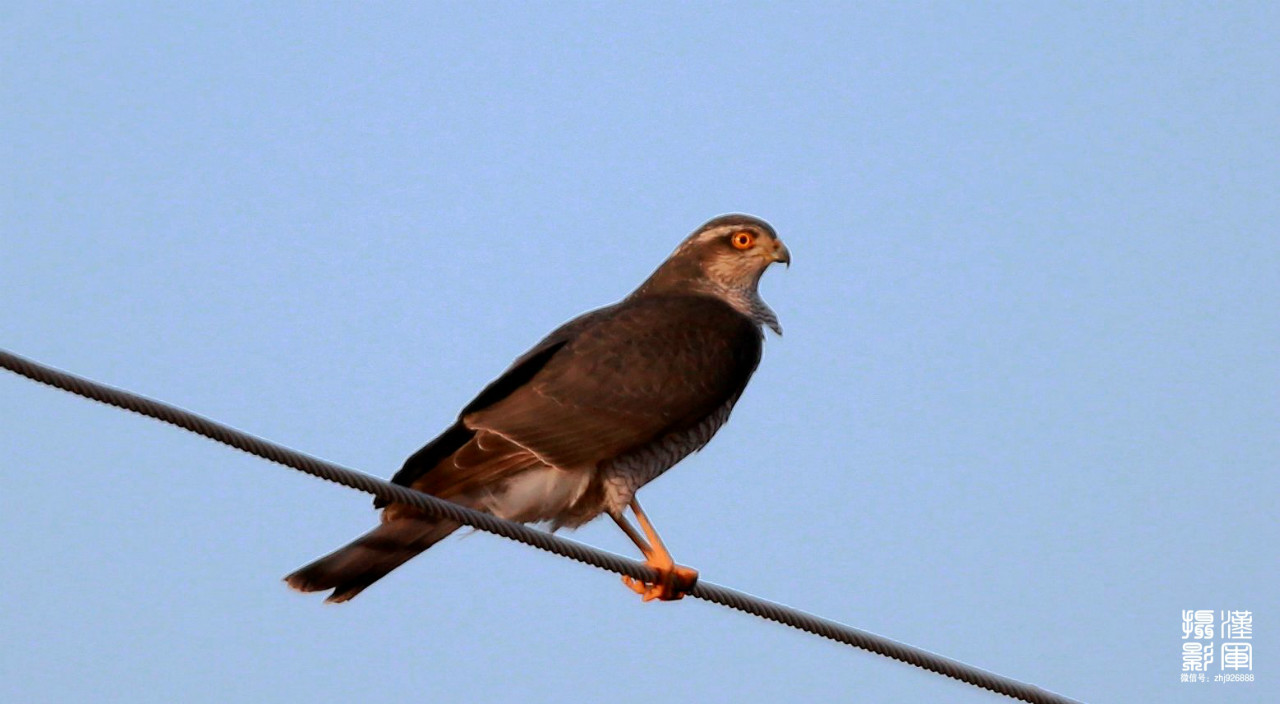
[{"xmin": 284, "ymin": 518, "xmax": 459, "ymax": 603}]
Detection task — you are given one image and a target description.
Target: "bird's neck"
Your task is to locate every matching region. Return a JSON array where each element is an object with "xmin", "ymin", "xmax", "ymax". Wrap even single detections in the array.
[
  {"xmin": 706, "ymin": 283, "xmax": 782, "ymax": 336},
  {"xmin": 631, "ymin": 277, "xmax": 781, "ymax": 336}
]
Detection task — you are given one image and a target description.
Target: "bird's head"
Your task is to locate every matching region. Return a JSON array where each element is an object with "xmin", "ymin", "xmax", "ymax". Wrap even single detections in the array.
[
  {"xmin": 634, "ymin": 214, "xmax": 789, "ymax": 333},
  {"xmin": 639, "ymin": 214, "xmax": 789, "ymax": 293}
]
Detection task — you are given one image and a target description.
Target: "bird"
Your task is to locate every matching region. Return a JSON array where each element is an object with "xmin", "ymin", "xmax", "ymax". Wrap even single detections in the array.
[{"xmin": 285, "ymin": 214, "xmax": 790, "ymax": 603}]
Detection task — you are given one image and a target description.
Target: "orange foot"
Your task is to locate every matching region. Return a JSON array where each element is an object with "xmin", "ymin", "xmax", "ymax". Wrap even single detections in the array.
[{"xmin": 622, "ymin": 562, "xmax": 698, "ymax": 602}]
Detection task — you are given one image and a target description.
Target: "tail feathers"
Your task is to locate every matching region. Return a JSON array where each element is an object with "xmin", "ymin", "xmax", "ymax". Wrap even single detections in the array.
[{"xmin": 284, "ymin": 518, "xmax": 459, "ymax": 603}]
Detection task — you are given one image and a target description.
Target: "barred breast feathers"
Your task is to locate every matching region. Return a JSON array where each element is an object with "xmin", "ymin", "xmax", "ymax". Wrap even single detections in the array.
[{"xmin": 600, "ymin": 396, "xmax": 738, "ymax": 513}]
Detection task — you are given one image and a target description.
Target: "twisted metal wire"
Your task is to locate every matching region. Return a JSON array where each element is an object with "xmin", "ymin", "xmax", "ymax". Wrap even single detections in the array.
[{"xmin": 1, "ymin": 348, "xmax": 1083, "ymax": 704}]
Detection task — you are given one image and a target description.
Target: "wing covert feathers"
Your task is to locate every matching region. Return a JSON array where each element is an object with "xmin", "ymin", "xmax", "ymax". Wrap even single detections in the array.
[
  {"xmin": 466, "ymin": 294, "xmax": 762, "ymax": 470},
  {"xmin": 291, "ymin": 291, "xmax": 765, "ymax": 601}
]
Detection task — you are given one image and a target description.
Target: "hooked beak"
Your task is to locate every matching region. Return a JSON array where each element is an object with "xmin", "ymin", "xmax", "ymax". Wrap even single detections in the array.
[{"xmin": 770, "ymin": 240, "xmax": 791, "ymax": 268}]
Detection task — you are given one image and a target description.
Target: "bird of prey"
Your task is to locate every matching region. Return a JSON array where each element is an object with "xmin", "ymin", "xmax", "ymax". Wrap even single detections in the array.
[{"xmin": 285, "ymin": 214, "xmax": 789, "ymax": 603}]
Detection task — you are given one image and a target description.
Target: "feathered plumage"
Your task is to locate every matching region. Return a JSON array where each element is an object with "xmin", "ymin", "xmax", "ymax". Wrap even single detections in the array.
[{"xmin": 286, "ymin": 214, "xmax": 789, "ymax": 602}]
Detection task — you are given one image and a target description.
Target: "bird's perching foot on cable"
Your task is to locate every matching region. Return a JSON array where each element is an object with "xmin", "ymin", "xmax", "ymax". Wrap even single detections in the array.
[
  {"xmin": 611, "ymin": 499, "xmax": 698, "ymax": 601},
  {"xmin": 622, "ymin": 555, "xmax": 699, "ymax": 602}
]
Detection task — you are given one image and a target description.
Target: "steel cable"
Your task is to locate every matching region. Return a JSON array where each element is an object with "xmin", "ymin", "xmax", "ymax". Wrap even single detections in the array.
[{"xmin": 1, "ymin": 348, "xmax": 1083, "ymax": 704}]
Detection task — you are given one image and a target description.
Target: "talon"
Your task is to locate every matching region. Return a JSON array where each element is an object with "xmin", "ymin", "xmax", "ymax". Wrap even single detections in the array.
[
  {"xmin": 621, "ymin": 574, "xmax": 647, "ymax": 596},
  {"xmin": 622, "ymin": 563, "xmax": 698, "ymax": 601}
]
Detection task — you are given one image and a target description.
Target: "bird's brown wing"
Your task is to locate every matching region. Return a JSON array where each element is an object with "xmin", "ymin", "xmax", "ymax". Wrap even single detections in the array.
[
  {"xmin": 378, "ymin": 304, "xmax": 620, "ymax": 506},
  {"xmin": 384, "ymin": 294, "xmax": 761, "ymax": 504},
  {"xmin": 465, "ymin": 294, "xmax": 762, "ymax": 468}
]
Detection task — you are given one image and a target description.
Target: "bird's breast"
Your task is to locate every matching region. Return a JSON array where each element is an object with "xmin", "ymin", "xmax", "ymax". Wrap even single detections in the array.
[{"xmin": 598, "ymin": 397, "xmax": 738, "ymax": 513}]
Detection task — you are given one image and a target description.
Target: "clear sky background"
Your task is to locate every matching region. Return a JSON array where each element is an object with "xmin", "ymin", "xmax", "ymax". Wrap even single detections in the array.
[{"xmin": 2, "ymin": 3, "xmax": 1276, "ymax": 703}]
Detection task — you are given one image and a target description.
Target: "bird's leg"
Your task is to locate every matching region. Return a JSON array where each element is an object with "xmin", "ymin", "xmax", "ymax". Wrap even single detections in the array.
[
  {"xmin": 609, "ymin": 511, "xmax": 665, "ymax": 600},
  {"xmin": 611, "ymin": 499, "xmax": 698, "ymax": 602},
  {"xmin": 610, "ymin": 512, "xmax": 654, "ymax": 559}
]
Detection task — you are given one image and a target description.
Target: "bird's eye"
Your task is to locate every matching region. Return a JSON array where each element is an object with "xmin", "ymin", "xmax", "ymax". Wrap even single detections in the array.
[{"xmin": 731, "ymin": 231, "xmax": 755, "ymax": 250}]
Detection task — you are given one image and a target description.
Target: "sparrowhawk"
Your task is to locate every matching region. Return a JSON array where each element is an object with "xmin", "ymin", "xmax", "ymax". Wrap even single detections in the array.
[{"xmin": 285, "ymin": 214, "xmax": 789, "ymax": 602}]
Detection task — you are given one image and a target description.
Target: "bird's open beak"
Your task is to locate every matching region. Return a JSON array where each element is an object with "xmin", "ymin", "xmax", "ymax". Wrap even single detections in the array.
[{"xmin": 770, "ymin": 240, "xmax": 791, "ymax": 268}]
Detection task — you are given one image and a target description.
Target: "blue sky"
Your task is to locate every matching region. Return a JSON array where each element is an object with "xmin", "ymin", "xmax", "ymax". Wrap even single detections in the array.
[{"xmin": 2, "ymin": 3, "xmax": 1276, "ymax": 703}]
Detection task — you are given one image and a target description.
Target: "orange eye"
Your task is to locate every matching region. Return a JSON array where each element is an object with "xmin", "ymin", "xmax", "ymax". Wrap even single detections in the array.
[{"xmin": 731, "ymin": 231, "xmax": 755, "ymax": 250}]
